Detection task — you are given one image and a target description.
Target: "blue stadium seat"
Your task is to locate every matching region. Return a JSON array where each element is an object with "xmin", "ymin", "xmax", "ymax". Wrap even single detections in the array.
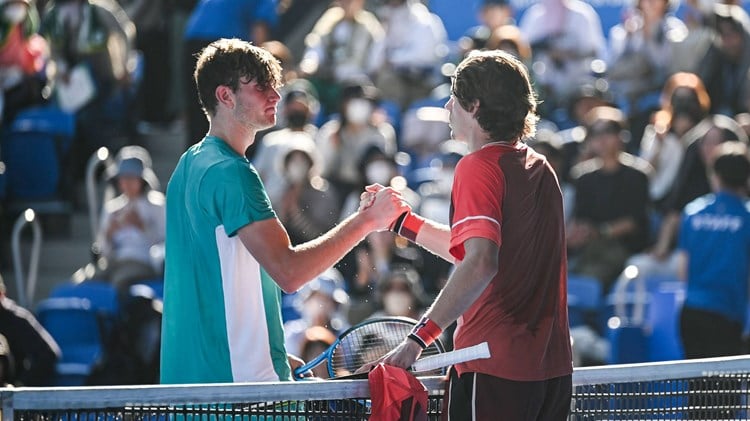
[
  {"xmin": 49, "ymin": 280, "xmax": 119, "ymax": 316},
  {"xmin": 567, "ymin": 274, "xmax": 603, "ymax": 328},
  {"xmin": 35, "ymin": 297, "xmax": 107, "ymax": 386},
  {"xmin": 647, "ymin": 282, "xmax": 685, "ymax": 362},
  {"xmin": 2, "ymin": 106, "xmax": 75, "ymax": 200},
  {"xmin": 606, "ymin": 274, "xmax": 684, "ymax": 363}
]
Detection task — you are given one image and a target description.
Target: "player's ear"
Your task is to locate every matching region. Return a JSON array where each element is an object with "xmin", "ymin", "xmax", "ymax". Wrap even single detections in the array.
[
  {"xmin": 215, "ymin": 85, "xmax": 235, "ymax": 110},
  {"xmin": 468, "ymin": 100, "xmax": 480, "ymax": 116}
]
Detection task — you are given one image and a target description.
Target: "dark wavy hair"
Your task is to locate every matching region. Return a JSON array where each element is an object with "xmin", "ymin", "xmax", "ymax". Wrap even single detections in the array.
[
  {"xmin": 451, "ymin": 50, "xmax": 538, "ymax": 143},
  {"xmin": 194, "ymin": 38, "xmax": 283, "ymax": 116}
]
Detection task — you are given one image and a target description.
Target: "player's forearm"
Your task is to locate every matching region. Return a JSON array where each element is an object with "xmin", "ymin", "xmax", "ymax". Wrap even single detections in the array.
[
  {"xmin": 279, "ymin": 212, "xmax": 373, "ymax": 291},
  {"xmin": 414, "ymin": 218, "xmax": 454, "ymax": 263},
  {"xmin": 423, "ymin": 245, "xmax": 498, "ymax": 329}
]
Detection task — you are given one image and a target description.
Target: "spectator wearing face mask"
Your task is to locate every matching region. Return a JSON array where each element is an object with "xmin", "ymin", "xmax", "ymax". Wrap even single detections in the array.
[
  {"xmin": 335, "ymin": 146, "xmax": 421, "ymax": 319},
  {"xmin": 283, "ymin": 269, "xmax": 350, "ymax": 358},
  {"xmin": 315, "ymin": 81, "xmax": 396, "ymax": 198},
  {"xmin": 368, "ymin": 265, "xmax": 427, "ymax": 321},
  {"xmin": 275, "ymin": 144, "xmax": 342, "ymax": 247},
  {"xmin": 253, "ymin": 86, "xmax": 320, "ymax": 205}
]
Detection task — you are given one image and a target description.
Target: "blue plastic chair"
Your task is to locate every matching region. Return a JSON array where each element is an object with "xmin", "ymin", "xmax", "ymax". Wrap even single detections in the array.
[
  {"xmin": 567, "ymin": 274, "xmax": 603, "ymax": 328},
  {"xmin": 49, "ymin": 280, "xmax": 119, "ymax": 316},
  {"xmin": 35, "ymin": 297, "xmax": 106, "ymax": 386},
  {"xmin": 647, "ymin": 282, "xmax": 685, "ymax": 362},
  {"xmin": 3, "ymin": 106, "xmax": 75, "ymax": 201}
]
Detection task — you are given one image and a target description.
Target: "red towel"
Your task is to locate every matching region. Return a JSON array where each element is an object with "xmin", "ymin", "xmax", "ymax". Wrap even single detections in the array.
[{"xmin": 368, "ymin": 363, "xmax": 428, "ymax": 421}]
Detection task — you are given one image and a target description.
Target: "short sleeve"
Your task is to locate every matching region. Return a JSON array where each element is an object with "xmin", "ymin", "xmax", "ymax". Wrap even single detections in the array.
[
  {"xmin": 201, "ymin": 161, "xmax": 276, "ymax": 237},
  {"xmin": 449, "ymin": 155, "xmax": 503, "ymax": 261}
]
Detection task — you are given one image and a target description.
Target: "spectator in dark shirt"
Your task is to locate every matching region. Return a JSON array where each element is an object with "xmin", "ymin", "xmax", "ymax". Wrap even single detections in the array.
[
  {"xmin": 567, "ymin": 106, "xmax": 652, "ymax": 290},
  {"xmin": 0, "ymin": 277, "xmax": 60, "ymax": 386},
  {"xmin": 697, "ymin": 3, "xmax": 750, "ymax": 116}
]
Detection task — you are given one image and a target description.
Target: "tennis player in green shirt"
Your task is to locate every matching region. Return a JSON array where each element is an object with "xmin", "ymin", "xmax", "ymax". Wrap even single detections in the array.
[{"xmin": 160, "ymin": 38, "xmax": 409, "ymax": 384}]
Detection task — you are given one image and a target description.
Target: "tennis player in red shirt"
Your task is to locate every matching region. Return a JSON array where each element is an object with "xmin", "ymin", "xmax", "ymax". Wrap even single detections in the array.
[{"xmin": 360, "ymin": 50, "xmax": 573, "ymax": 420}]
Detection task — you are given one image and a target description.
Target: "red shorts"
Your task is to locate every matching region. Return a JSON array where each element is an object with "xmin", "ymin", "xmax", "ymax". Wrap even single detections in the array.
[{"xmin": 441, "ymin": 367, "xmax": 571, "ymax": 421}]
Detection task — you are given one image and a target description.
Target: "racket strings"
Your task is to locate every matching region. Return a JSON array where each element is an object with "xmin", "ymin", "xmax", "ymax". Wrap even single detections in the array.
[{"xmin": 329, "ymin": 320, "xmax": 443, "ymax": 378}]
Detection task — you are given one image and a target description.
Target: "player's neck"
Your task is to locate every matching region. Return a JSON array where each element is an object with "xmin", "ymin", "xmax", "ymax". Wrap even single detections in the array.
[
  {"xmin": 207, "ymin": 117, "xmax": 257, "ymax": 157},
  {"xmin": 480, "ymin": 137, "xmax": 518, "ymax": 151}
]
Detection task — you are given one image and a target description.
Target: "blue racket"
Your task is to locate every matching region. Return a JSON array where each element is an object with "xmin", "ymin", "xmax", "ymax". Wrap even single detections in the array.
[{"xmin": 293, "ymin": 316, "xmax": 445, "ymax": 379}]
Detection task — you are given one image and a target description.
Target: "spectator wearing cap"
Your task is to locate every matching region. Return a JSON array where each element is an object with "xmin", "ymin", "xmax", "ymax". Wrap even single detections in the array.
[
  {"xmin": 698, "ymin": 3, "xmax": 750, "ymax": 116},
  {"xmin": 567, "ymin": 106, "xmax": 652, "ymax": 291},
  {"xmin": 0, "ymin": 276, "xmax": 60, "ymax": 386},
  {"xmin": 315, "ymin": 81, "xmax": 396, "ymax": 198},
  {"xmin": 94, "ymin": 145, "xmax": 165, "ymax": 290},
  {"xmin": 253, "ymin": 86, "xmax": 321, "ymax": 205},
  {"xmin": 283, "ymin": 268, "xmax": 350, "ymax": 357}
]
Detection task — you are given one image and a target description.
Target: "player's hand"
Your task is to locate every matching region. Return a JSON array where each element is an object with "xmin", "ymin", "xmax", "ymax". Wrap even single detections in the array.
[
  {"xmin": 355, "ymin": 338, "xmax": 423, "ymax": 374},
  {"xmin": 358, "ymin": 183, "xmax": 387, "ymax": 211},
  {"xmin": 288, "ymin": 354, "xmax": 313, "ymax": 378},
  {"xmin": 361, "ymin": 186, "xmax": 410, "ymax": 231}
]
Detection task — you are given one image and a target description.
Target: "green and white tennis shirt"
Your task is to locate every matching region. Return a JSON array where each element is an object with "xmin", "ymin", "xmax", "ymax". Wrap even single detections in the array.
[{"xmin": 160, "ymin": 136, "xmax": 291, "ymax": 384}]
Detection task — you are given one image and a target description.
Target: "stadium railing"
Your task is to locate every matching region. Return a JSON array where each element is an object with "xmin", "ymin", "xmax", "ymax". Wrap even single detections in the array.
[{"xmin": 1, "ymin": 355, "xmax": 749, "ymax": 420}]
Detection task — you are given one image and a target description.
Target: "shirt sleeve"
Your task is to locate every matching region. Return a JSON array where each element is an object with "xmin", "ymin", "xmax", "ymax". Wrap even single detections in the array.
[
  {"xmin": 202, "ymin": 161, "xmax": 276, "ymax": 237},
  {"xmin": 449, "ymin": 155, "xmax": 504, "ymax": 261}
]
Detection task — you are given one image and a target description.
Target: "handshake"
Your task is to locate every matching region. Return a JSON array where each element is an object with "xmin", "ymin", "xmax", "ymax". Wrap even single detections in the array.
[{"xmin": 358, "ymin": 184, "xmax": 426, "ymax": 242}]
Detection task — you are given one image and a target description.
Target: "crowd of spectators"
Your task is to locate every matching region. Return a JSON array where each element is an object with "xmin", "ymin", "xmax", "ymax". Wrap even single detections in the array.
[{"xmin": 2, "ymin": 0, "xmax": 750, "ymax": 385}]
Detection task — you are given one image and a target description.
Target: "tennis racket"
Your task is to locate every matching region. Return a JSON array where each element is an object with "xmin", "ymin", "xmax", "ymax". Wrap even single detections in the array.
[{"xmin": 293, "ymin": 316, "xmax": 445, "ymax": 380}]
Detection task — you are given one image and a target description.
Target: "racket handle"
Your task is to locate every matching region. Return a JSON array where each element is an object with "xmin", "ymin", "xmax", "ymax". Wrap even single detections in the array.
[{"xmin": 411, "ymin": 342, "xmax": 491, "ymax": 372}]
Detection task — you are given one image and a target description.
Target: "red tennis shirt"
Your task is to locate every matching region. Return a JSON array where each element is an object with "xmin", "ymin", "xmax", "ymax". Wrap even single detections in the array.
[{"xmin": 449, "ymin": 142, "xmax": 573, "ymax": 381}]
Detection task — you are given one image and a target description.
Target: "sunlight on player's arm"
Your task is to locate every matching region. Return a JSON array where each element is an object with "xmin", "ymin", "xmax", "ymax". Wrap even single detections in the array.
[
  {"xmin": 238, "ymin": 188, "xmax": 410, "ymax": 293},
  {"xmin": 413, "ymin": 217, "xmax": 454, "ymax": 264}
]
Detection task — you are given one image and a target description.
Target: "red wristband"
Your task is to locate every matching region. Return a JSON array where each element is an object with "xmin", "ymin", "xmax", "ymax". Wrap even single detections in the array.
[
  {"xmin": 390, "ymin": 211, "xmax": 425, "ymax": 243},
  {"xmin": 410, "ymin": 316, "xmax": 442, "ymax": 348}
]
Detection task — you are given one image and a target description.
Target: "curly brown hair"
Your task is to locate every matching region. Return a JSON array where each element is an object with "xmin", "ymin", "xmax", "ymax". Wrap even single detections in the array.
[
  {"xmin": 451, "ymin": 50, "xmax": 538, "ymax": 143},
  {"xmin": 194, "ymin": 38, "xmax": 283, "ymax": 117}
]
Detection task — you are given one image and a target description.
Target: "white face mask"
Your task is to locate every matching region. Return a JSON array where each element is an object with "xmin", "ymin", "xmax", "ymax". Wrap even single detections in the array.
[
  {"xmin": 2, "ymin": 3, "xmax": 27, "ymax": 25},
  {"xmin": 383, "ymin": 291, "xmax": 413, "ymax": 316},
  {"xmin": 285, "ymin": 154, "xmax": 311, "ymax": 184},
  {"xmin": 346, "ymin": 99, "xmax": 372, "ymax": 125},
  {"xmin": 285, "ymin": 164, "xmax": 310, "ymax": 184},
  {"xmin": 365, "ymin": 160, "xmax": 393, "ymax": 185}
]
